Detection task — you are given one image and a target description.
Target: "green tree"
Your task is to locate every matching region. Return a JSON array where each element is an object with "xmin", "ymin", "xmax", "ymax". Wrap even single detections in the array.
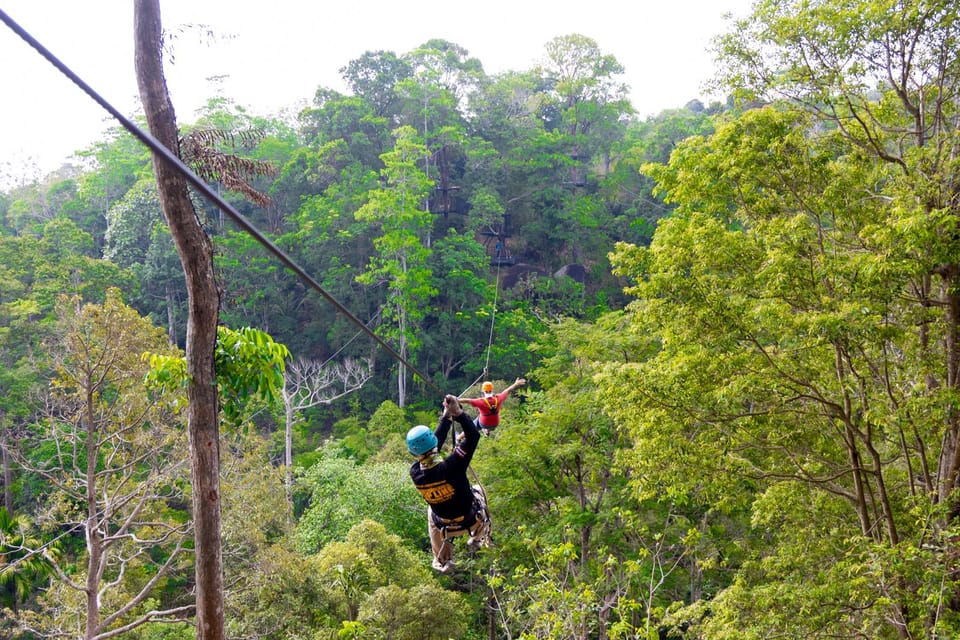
[
  {"xmin": 103, "ymin": 179, "xmax": 186, "ymax": 343},
  {"xmin": 294, "ymin": 450, "xmax": 424, "ymax": 552},
  {"xmin": 0, "ymin": 508, "xmax": 54, "ymax": 615},
  {"xmin": 229, "ymin": 519, "xmax": 434, "ymax": 640},
  {"xmin": 397, "ymin": 39, "xmax": 482, "ymax": 140},
  {"xmin": 421, "ymin": 228, "xmax": 492, "ymax": 383},
  {"xmin": 220, "ymin": 434, "xmax": 296, "ymax": 640},
  {"xmin": 297, "ymin": 91, "xmax": 391, "ymax": 170},
  {"xmin": 104, "ymin": 179, "xmax": 161, "ymax": 270},
  {"xmin": 358, "ymin": 583, "xmax": 468, "ymax": 640},
  {"xmin": 214, "ymin": 229, "xmax": 302, "ymax": 336},
  {"xmin": 15, "ymin": 290, "xmax": 192, "ymax": 639},
  {"xmin": 313, "ymin": 520, "xmax": 429, "ymax": 624},
  {"xmin": 599, "ymin": 106, "xmax": 715, "ymax": 251},
  {"xmin": 75, "ymin": 124, "xmax": 154, "ymax": 245},
  {"xmin": 0, "ymin": 231, "xmax": 47, "ymax": 515},
  {"xmin": 340, "ymin": 50, "xmax": 413, "ymax": 119},
  {"xmin": 268, "ymin": 140, "xmax": 381, "ymax": 359},
  {"xmin": 355, "ymin": 126, "xmax": 437, "ymax": 406},
  {"xmin": 224, "ymin": 544, "xmax": 326, "ymax": 640},
  {"xmin": 531, "ymin": 34, "xmax": 634, "ymax": 267},
  {"xmin": 606, "ymin": 101, "xmax": 960, "ymax": 637},
  {"xmin": 326, "ymin": 400, "xmax": 402, "ymax": 464},
  {"xmin": 33, "ymin": 217, "xmax": 132, "ymax": 310},
  {"xmin": 714, "ymin": 0, "xmax": 960, "ymax": 516}
]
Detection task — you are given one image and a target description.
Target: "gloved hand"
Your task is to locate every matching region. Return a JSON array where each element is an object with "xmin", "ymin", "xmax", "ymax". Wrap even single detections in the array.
[{"xmin": 444, "ymin": 394, "xmax": 462, "ymax": 417}]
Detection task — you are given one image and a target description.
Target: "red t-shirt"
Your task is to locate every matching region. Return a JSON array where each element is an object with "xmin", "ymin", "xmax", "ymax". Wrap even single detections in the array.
[{"xmin": 464, "ymin": 391, "xmax": 509, "ymax": 427}]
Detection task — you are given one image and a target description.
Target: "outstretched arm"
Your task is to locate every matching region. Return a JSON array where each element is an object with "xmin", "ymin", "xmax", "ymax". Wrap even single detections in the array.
[{"xmin": 505, "ymin": 377, "xmax": 526, "ymax": 393}]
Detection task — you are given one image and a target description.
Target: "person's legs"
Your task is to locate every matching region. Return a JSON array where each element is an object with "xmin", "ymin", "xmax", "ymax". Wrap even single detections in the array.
[
  {"xmin": 467, "ymin": 486, "xmax": 492, "ymax": 548},
  {"xmin": 427, "ymin": 507, "xmax": 452, "ymax": 569}
]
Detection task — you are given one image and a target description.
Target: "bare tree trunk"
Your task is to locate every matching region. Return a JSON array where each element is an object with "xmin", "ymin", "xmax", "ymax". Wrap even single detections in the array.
[
  {"xmin": 284, "ymin": 401, "xmax": 294, "ymax": 494},
  {"xmin": 166, "ymin": 284, "xmax": 177, "ymax": 346},
  {"xmin": 84, "ymin": 386, "xmax": 101, "ymax": 640},
  {"xmin": 134, "ymin": 3, "xmax": 224, "ymax": 639},
  {"xmin": 397, "ymin": 310, "xmax": 407, "ymax": 407},
  {"xmin": 1, "ymin": 413, "xmax": 11, "ymax": 515},
  {"xmin": 941, "ymin": 277, "xmax": 960, "ymax": 515}
]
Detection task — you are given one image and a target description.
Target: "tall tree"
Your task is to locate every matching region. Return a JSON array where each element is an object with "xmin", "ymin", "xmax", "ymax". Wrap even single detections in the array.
[
  {"xmin": 714, "ymin": 0, "xmax": 960, "ymax": 497},
  {"xmin": 355, "ymin": 126, "xmax": 436, "ymax": 406},
  {"xmin": 607, "ymin": 101, "xmax": 960, "ymax": 636},
  {"xmin": 340, "ymin": 50, "xmax": 413, "ymax": 119},
  {"xmin": 134, "ymin": 3, "xmax": 224, "ymax": 638},
  {"xmin": 14, "ymin": 291, "xmax": 192, "ymax": 639},
  {"xmin": 103, "ymin": 178, "xmax": 187, "ymax": 344},
  {"xmin": 539, "ymin": 34, "xmax": 631, "ymax": 176}
]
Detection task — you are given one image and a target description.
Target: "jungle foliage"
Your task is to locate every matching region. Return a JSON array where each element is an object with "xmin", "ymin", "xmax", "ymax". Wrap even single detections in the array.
[{"xmin": 3, "ymin": 1, "xmax": 960, "ymax": 638}]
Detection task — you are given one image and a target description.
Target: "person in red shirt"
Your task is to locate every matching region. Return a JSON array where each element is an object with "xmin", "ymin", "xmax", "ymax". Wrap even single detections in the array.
[{"xmin": 460, "ymin": 377, "xmax": 526, "ymax": 436}]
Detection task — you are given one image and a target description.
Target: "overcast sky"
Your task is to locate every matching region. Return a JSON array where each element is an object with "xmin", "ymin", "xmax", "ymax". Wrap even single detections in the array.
[{"xmin": 0, "ymin": 0, "xmax": 753, "ymax": 184}]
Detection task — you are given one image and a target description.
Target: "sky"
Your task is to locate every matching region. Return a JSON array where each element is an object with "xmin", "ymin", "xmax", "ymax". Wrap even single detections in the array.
[{"xmin": 0, "ymin": 0, "xmax": 753, "ymax": 185}]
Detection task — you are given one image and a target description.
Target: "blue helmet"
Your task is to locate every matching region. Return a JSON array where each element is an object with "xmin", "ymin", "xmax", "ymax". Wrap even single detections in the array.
[{"xmin": 406, "ymin": 425, "xmax": 437, "ymax": 455}]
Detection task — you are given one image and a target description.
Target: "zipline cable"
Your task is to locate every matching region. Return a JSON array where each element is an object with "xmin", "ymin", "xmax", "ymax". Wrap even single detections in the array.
[
  {"xmin": 484, "ymin": 250, "xmax": 503, "ymax": 374},
  {"xmin": 457, "ymin": 239, "xmax": 504, "ymax": 399},
  {"xmin": 319, "ymin": 306, "xmax": 382, "ymax": 368},
  {"xmin": 0, "ymin": 9, "xmax": 443, "ymax": 397},
  {"xmin": 6, "ymin": 11, "xmax": 507, "ymax": 602}
]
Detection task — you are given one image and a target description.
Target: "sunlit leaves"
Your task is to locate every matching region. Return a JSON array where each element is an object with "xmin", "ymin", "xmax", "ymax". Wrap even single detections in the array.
[
  {"xmin": 294, "ymin": 453, "xmax": 423, "ymax": 552},
  {"xmin": 603, "ymin": 34, "xmax": 960, "ymax": 632},
  {"xmin": 144, "ymin": 325, "xmax": 290, "ymax": 429}
]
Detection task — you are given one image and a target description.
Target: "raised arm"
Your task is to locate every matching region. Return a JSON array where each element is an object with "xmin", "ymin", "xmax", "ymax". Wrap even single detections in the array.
[
  {"xmin": 434, "ymin": 396, "xmax": 455, "ymax": 449},
  {"xmin": 506, "ymin": 377, "xmax": 526, "ymax": 393},
  {"xmin": 452, "ymin": 408, "xmax": 480, "ymax": 464}
]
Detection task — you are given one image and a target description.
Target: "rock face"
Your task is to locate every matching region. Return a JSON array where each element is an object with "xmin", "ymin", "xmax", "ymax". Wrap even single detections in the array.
[
  {"xmin": 501, "ymin": 263, "xmax": 550, "ymax": 289},
  {"xmin": 500, "ymin": 263, "xmax": 587, "ymax": 288},
  {"xmin": 554, "ymin": 263, "xmax": 587, "ymax": 284}
]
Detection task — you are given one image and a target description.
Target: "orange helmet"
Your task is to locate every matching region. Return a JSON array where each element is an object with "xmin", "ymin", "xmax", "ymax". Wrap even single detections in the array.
[{"xmin": 481, "ymin": 381, "xmax": 494, "ymax": 394}]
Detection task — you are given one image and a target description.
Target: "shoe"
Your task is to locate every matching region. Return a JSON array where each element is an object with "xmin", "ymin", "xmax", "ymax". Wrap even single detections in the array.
[
  {"xmin": 472, "ymin": 531, "xmax": 494, "ymax": 549},
  {"xmin": 432, "ymin": 558, "xmax": 455, "ymax": 573}
]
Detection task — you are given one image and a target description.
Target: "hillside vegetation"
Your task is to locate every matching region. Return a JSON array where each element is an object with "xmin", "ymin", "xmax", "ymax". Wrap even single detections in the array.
[{"xmin": 2, "ymin": 1, "xmax": 960, "ymax": 638}]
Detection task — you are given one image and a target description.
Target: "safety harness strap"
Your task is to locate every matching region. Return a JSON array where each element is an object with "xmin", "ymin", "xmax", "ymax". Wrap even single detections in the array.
[{"xmin": 434, "ymin": 499, "xmax": 490, "ymax": 538}]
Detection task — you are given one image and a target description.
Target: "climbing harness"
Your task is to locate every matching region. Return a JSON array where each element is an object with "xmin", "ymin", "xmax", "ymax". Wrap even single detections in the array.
[
  {"xmin": 482, "ymin": 395, "xmax": 500, "ymax": 414},
  {"xmin": 434, "ymin": 485, "xmax": 492, "ymax": 560}
]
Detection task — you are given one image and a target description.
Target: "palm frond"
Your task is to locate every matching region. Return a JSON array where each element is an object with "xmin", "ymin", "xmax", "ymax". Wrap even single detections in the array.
[{"xmin": 180, "ymin": 128, "xmax": 277, "ymax": 208}]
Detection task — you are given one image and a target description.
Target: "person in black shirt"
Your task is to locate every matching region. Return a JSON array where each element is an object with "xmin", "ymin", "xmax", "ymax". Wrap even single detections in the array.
[{"xmin": 407, "ymin": 394, "xmax": 491, "ymax": 573}]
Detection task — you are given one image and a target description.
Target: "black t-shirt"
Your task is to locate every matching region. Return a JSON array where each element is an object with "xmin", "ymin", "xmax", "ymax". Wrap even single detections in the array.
[{"xmin": 409, "ymin": 411, "xmax": 479, "ymax": 521}]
